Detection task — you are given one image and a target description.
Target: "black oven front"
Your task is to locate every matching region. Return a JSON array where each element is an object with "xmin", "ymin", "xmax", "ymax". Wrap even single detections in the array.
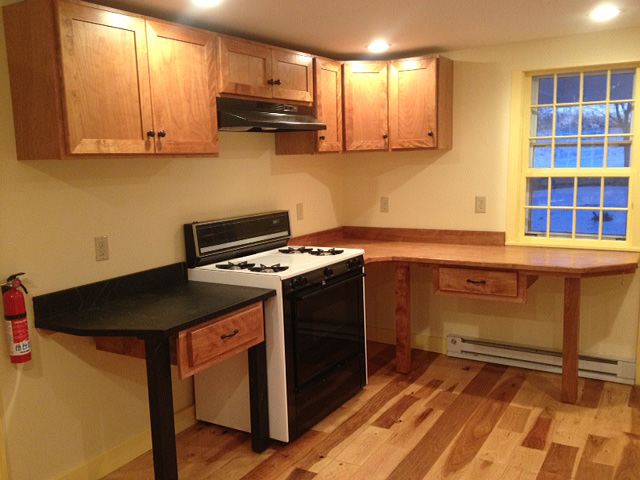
[{"xmin": 282, "ymin": 260, "xmax": 366, "ymax": 440}]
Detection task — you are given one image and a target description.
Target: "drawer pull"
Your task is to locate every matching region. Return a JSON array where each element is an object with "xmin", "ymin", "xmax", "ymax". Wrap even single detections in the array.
[
  {"xmin": 221, "ymin": 329, "xmax": 239, "ymax": 340},
  {"xmin": 466, "ymin": 279, "xmax": 487, "ymax": 285}
]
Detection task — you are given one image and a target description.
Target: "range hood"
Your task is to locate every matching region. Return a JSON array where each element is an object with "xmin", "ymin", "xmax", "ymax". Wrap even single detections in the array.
[{"xmin": 217, "ymin": 98, "xmax": 326, "ymax": 132}]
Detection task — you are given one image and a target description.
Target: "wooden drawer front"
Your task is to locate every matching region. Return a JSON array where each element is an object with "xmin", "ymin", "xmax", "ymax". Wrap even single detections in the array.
[
  {"xmin": 177, "ymin": 302, "xmax": 264, "ymax": 379},
  {"xmin": 438, "ymin": 267, "xmax": 518, "ymax": 297}
]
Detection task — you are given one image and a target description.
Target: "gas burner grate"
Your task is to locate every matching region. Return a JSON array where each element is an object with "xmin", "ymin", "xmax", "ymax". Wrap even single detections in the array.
[
  {"xmin": 278, "ymin": 246, "xmax": 313, "ymax": 254},
  {"xmin": 216, "ymin": 261, "xmax": 256, "ymax": 270},
  {"xmin": 249, "ymin": 263, "xmax": 289, "ymax": 273},
  {"xmin": 308, "ymin": 248, "xmax": 344, "ymax": 256}
]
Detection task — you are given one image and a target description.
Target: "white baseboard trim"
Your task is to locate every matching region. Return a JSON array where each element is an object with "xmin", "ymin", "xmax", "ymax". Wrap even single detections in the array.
[{"xmin": 57, "ymin": 405, "xmax": 196, "ymax": 480}]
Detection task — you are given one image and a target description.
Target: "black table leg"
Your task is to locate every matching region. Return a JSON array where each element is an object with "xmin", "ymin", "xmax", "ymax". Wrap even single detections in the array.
[
  {"xmin": 144, "ymin": 336, "xmax": 178, "ymax": 480},
  {"xmin": 248, "ymin": 341, "xmax": 270, "ymax": 453}
]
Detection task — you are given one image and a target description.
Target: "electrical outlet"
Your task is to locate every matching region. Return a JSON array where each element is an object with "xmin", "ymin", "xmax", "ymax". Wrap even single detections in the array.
[
  {"xmin": 296, "ymin": 203, "xmax": 304, "ymax": 221},
  {"xmin": 475, "ymin": 196, "xmax": 487, "ymax": 213},
  {"xmin": 380, "ymin": 196, "xmax": 389, "ymax": 213},
  {"xmin": 95, "ymin": 236, "xmax": 109, "ymax": 261}
]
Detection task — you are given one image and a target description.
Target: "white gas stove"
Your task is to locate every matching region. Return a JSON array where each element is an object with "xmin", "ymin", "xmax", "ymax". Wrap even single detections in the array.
[{"xmin": 184, "ymin": 212, "xmax": 367, "ymax": 443}]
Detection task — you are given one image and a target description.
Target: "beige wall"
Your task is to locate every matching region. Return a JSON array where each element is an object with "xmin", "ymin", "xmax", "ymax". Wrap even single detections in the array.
[{"xmin": 0, "ymin": 5, "xmax": 639, "ymax": 478}]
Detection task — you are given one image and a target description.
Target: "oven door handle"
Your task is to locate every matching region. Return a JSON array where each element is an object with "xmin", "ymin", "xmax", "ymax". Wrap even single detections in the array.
[{"xmin": 292, "ymin": 272, "xmax": 365, "ymax": 301}]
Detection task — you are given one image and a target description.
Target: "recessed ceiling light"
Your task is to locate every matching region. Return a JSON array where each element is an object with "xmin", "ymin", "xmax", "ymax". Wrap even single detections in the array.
[
  {"xmin": 367, "ymin": 40, "xmax": 390, "ymax": 53},
  {"xmin": 590, "ymin": 4, "xmax": 620, "ymax": 22},
  {"xmin": 192, "ymin": 0, "xmax": 222, "ymax": 7}
]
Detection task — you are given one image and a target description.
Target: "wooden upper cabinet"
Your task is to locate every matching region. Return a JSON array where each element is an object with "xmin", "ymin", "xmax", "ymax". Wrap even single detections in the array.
[
  {"xmin": 315, "ymin": 58, "xmax": 342, "ymax": 152},
  {"xmin": 3, "ymin": 0, "xmax": 219, "ymax": 158},
  {"xmin": 58, "ymin": 2, "xmax": 154, "ymax": 154},
  {"xmin": 389, "ymin": 56, "xmax": 453, "ymax": 150},
  {"xmin": 271, "ymin": 50, "xmax": 313, "ymax": 103},
  {"xmin": 217, "ymin": 36, "xmax": 273, "ymax": 99},
  {"xmin": 146, "ymin": 21, "xmax": 218, "ymax": 154},
  {"xmin": 218, "ymin": 36, "xmax": 313, "ymax": 104},
  {"xmin": 343, "ymin": 62, "xmax": 389, "ymax": 151}
]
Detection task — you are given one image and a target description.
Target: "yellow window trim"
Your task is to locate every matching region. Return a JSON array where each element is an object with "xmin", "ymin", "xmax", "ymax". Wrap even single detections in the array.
[{"xmin": 507, "ymin": 64, "xmax": 640, "ymax": 251}]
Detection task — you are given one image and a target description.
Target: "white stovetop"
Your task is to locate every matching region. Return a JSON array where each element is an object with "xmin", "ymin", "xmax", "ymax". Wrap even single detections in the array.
[{"xmin": 196, "ymin": 246, "xmax": 364, "ymax": 279}]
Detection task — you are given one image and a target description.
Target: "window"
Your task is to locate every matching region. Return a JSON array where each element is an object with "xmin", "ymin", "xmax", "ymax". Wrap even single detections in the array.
[{"xmin": 508, "ymin": 65, "xmax": 640, "ymax": 250}]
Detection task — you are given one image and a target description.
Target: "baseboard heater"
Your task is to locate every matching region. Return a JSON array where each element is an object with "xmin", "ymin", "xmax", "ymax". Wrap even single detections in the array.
[{"xmin": 447, "ymin": 335, "xmax": 636, "ymax": 385}]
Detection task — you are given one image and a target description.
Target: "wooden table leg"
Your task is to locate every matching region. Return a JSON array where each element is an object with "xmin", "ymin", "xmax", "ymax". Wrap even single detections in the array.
[
  {"xmin": 395, "ymin": 264, "xmax": 411, "ymax": 374},
  {"xmin": 144, "ymin": 336, "xmax": 178, "ymax": 480},
  {"xmin": 562, "ymin": 277, "xmax": 580, "ymax": 404}
]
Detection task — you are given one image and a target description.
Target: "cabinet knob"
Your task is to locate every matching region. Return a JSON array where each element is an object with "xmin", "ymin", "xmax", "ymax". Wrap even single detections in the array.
[
  {"xmin": 319, "ymin": 135, "xmax": 326, "ymax": 141},
  {"xmin": 158, "ymin": 130, "xmax": 166, "ymax": 138},
  {"xmin": 147, "ymin": 130, "xmax": 156, "ymax": 138},
  {"xmin": 428, "ymin": 131, "xmax": 434, "ymax": 137},
  {"xmin": 274, "ymin": 79, "xmax": 281, "ymax": 85},
  {"xmin": 383, "ymin": 133, "xmax": 388, "ymax": 139}
]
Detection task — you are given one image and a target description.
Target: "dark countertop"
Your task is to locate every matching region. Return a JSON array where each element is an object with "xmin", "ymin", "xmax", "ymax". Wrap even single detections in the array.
[{"xmin": 33, "ymin": 264, "xmax": 275, "ymax": 338}]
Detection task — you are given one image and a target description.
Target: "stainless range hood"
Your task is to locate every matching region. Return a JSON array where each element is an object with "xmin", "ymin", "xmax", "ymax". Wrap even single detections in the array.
[{"xmin": 217, "ymin": 98, "xmax": 326, "ymax": 132}]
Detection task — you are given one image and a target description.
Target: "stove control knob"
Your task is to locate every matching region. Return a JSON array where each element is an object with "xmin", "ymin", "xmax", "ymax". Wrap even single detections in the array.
[
  {"xmin": 301, "ymin": 276, "xmax": 309, "ymax": 286},
  {"xmin": 324, "ymin": 267, "xmax": 333, "ymax": 277},
  {"xmin": 290, "ymin": 277, "xmax": 301, "ymax": 289},
  {"xmin": 347, "ymin": 257, "xmax": 362, "ymax": 269}
]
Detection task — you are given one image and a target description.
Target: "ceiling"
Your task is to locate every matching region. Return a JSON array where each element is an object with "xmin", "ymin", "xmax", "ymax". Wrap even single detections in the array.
[{"xmin": 95, "ymin": 0, "xmax": 640, "ymax": 59}]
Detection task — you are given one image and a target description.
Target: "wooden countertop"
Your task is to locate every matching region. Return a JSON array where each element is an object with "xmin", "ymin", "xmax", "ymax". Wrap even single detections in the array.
[{"xmin": 293, "ymin": 228, "xmax": 640, "ymax": 277}]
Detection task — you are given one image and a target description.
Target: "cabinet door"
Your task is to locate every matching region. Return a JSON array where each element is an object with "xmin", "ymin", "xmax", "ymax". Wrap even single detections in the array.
[
  {"xmin": 57, "ymin": 2, "xmax": 154, "ymax": 154},
  {"xmin": 217, "ymin": 37, "xmax": 272, "ymax": 99},
  {"xmin": 147, "ymin": 22, "xmax": 218, "ymax": 154},
  {"xmin": 315, "ymin": 58, "xmax": 342, "ymax": 152},
  {"xmin": 343, "ymin": 62, "xmax": 388, "ymax": 151},
  {"xmin": 389, "ymin": 57, "xmax": 437, "ymax": 149},
  {"xmin": 272, "ymin": 50, "xmax": 313, "ymax": 103}
]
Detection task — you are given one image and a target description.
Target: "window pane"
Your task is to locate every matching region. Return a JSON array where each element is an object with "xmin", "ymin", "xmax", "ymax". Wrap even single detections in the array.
[
  {"xmin": 556, "ymin": 106, "xmax": 579, "ymax": 135},
  {"xmin": 576, "ymin": 210, "xmax": 600, "ymax": 237},
  {"xmin": 532, "ymin": 107, "xmax": 553, "ymax": 136},
  {"xmin": 555, "ymin": 138, "xmax": 578, "ymax": 167},
  {"xmin": 532, "ymin": 76, "xmax": 554, "ymax": 105},
  {"xmin": 610, "ymin": 70, "xmax": 635, "ymax": 101},
  {"xmin": 607, "ymin": 137, "xmax": 632, "ymax": 167},
  {"xmin": 550, "ymin": 210, "xmax": 573, "ymax": 235},
  {"xmin": 526, "ymin": 209, "xmax": 547, "ymax": 234},
  {"xmin": 557, "ymin": 74, "xmax": 580, "ymax": 103},
  {"xmin": 577, "ymin": 178, "xmax": 601, "ymax": 207},
  {"xmin": 581, "ymin": 104, "xmax": 606, "ymax": 134},
  {"xmin": 583, "ymin": 72, "xmax": 607, "ymax": 102},
  {"xmin": 580, "ymin": 138, "xmax": 604, "ymax": 167},
  {"xmin": 527, "ymin": 178, "xmax": 548, "ymax": 206},
  {"xmin": 602, "ymin": 211, "xmax": 627, "ymax": 237},
  {"xmin": 551, "ymin": 178, "xmax": 574, "ymax": 206},
  {"xmin": 608, "ymin": 103, "xmax": 634, "ymax": 134},
  {"xmin": 603, "ymin": 178, "xmax": 629, "ymax": 207},
  {"xmin": 530, "ymin": 139, "xmax": 552, "ymax": 168}
]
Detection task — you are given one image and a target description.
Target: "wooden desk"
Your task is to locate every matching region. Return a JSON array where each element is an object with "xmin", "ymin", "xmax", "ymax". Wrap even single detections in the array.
[
  {"xmin": 33, "ymin": 265, "xmax": 275, "ymax": 480},
  {"xmin": 293, "ymin": 228, "xmax": 639, "ymax": 404}
]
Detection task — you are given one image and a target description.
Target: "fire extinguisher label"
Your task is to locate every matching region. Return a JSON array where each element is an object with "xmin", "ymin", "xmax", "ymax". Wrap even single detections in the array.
[{"xmin": 6, "ymin": 319, "xmax": 31, "ymax": 356}]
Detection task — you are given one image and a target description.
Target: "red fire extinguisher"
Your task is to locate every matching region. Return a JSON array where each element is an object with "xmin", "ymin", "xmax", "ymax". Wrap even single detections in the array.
[{"xmin": 3, "ymin": 273, "xmax": 31, "ymax": 364}]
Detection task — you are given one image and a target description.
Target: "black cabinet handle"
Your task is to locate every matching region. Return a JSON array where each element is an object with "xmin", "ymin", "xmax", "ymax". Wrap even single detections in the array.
[
  {"xmin": 221, "ymin": 329, "xmax": 239, "ymax": 340},
  {"xmin": 428, "ymin": 131, "xmax": 434, "ymax": 136},
  {"xmin": 158, "ymin": 130, "xmax": 166, "ymax": 138},
  {"xmin": 267, "ymin": 79, "xmax": 274, "ymax": 85},
  {"xmin": 467, "ymin": 279, "xmax": 487, "ymax": 285},
  {"xmin": 319, "ymin": 135, "xmax": 326, "ymax": 141},
  {"xmin": 147, "ymin": 130, "xmax": 156, "ymax": 138},
  {"xmin": 274, "ymin": 79, "xmax": 281, "ymax": 85},
  {"xmin": 383, "ymin": 133, "xmax": 388, "ymax": 139}
]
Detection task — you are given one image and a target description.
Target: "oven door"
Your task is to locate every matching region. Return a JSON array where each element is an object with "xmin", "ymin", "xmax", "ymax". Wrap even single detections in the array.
[{"xmin": 288, "ymin": 269, "xmax": 365, "ymax": 388}]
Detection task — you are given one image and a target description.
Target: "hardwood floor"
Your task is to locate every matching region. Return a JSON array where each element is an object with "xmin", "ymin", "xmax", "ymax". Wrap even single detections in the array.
[{"xmin": 104, "ymin": 342, "xmax": 640, "ymax": 479}]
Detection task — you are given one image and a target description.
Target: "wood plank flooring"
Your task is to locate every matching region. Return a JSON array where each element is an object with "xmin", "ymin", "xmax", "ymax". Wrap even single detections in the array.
[{"xmin": 104, "ymin": 342, "xmax": 640, "ymax": 479}]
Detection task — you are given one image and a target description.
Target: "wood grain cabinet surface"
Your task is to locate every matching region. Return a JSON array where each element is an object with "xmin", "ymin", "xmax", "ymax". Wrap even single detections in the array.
[
  {"xmin": 433, "ymin": 266, "xmax": 529, "ymax": 303},
  {"xmin": 218, "ymin": 36, "xmax": 314, "ymax": 104},
  {"xmin": 274, "ymin": 57, "xmax": 343, "ymax": 155},
  {"xmin": 4, "ymin": 0, "xmax": 219, "ymax": 158},
  {"xmin": 344, "ymin": 56, "xmax": 452, "ymax": 152}
]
